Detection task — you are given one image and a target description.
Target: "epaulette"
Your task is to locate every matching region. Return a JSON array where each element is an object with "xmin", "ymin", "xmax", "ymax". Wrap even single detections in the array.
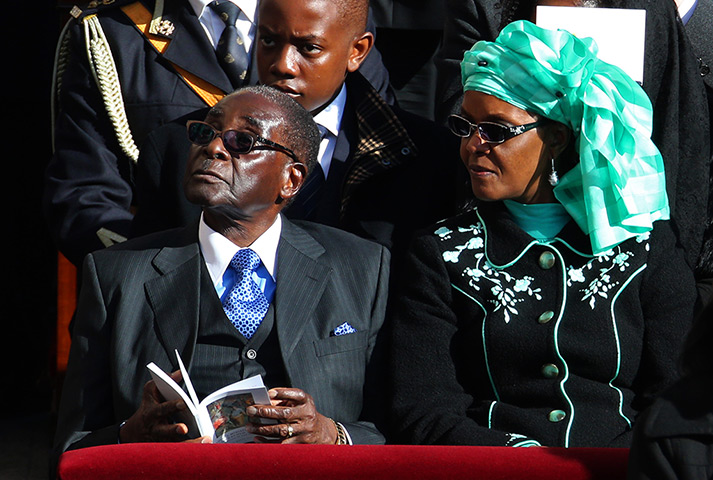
[
  {"xmin": 53, "ymin": 0, "xmax": 220, "ymax": 163},
  {"xmin": 53, "ymin": 0, "xmax": 149, "ymax": 163},
  {"xmin": 67, "ymin": 0, "xmax": 143, "ymax": 21}
]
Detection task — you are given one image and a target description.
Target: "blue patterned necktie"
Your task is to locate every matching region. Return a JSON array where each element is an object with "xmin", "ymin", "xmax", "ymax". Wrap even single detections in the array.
[
  {"xmin": 209, "ymin": 0, "xmax": 249, "ymax": 88},
  {"xmin": 222, "ymin": 248, "xmax": 269, "ymax": 339}
]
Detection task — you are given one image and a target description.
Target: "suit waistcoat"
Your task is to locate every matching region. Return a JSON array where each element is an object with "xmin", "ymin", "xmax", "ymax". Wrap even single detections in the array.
[{"xmin": 191, "ymin": 268, "xmax": 287, "ymax": 400}]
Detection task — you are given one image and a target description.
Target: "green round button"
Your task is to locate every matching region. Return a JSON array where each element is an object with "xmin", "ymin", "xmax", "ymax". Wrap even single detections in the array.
[
  {"xmin": 538, "ymin": 251, "xmax": 556, "ymax": 269},
  {"xmin": 538, "ymin": 310, "xmax": 555, "ymax": 324},
  {"xmin": 548, "ymin": 410, "xmax": 567, "ymax": 422},
  {"xmin": 541, "ymin": 363, "xmax": 559, "ymax": 379}
]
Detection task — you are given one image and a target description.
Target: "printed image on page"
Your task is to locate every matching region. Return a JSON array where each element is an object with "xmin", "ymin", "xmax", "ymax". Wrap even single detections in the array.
[{"xmin": 207, "ymin": 393, "xmax": 258, "ymax": 443}]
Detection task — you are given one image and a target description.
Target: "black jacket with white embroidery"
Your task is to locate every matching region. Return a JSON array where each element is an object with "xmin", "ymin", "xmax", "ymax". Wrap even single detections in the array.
[{"xmin": 390, "ymin": 202, "xmax": 696, "ymax": 447}]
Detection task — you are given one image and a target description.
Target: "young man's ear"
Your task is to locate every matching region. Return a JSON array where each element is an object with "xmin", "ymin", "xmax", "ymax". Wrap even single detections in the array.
[{"xmin": 346, "ymin": 31, "xmax": 374, "ymax": 74}]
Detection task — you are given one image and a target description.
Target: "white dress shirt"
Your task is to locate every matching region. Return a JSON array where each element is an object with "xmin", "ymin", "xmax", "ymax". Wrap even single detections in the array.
[
  {"xmin": 188, "ymin": 0, "xmax": 258, "ymax": 57},
  {"xmin": 677, "ymin": 0, "xmax": 698, "ymax": 24},
  {"xmin": 312, "ymin": 84, "xmax": 347, "ymax": 179}
]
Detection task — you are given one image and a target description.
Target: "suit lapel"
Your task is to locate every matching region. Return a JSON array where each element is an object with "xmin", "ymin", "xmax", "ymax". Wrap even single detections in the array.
[
  {"xmin": 161, "ymin": 0, "xmax": 234, "ymax": 94},
  {"xmin": 274, "ymin": 219, "xmax": 332, "ymax": 369},
  {"xmin": 333, "ymin": 113, "xmax": 354, "ymax": 166},
  {"xmin": 145, "ymin": 228, "xmax": 204, "ymax": 369}
]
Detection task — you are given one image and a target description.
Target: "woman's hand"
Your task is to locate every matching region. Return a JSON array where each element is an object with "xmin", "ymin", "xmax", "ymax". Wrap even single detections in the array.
[{"xmin": 245, "ymin": 388, "xmax": 339, "ymax": 444}]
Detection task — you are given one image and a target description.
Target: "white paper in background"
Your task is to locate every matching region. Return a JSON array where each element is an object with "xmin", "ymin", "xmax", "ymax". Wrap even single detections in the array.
[{"xmin": 535, "ymin": 6, "xmax": 646, "ymax": 84}]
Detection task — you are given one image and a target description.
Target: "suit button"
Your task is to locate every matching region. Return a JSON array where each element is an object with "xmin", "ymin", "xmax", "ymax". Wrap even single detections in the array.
[
  {"xmin": 541, "ymin": 363, "xmax": 559, "ymax": 379},
  {"xmin": 538, "ymin": 310, "xmax": 555, "ymax": 324},
  {"xmin": 548, "ymin": 410, "xmax": 567, "ymax": 422},
  {"xmin": 539, "ymin": 251, "xmax": 556, "ymax": 269},
  {"xmin": 245, "ymin": 348, "xmax": 257, "ymax": 360}
]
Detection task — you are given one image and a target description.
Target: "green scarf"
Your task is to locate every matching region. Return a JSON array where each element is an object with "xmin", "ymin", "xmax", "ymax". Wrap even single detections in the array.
[{"xmin": 461, "ymin": 20, "xmax": 669, "ymax": 255}]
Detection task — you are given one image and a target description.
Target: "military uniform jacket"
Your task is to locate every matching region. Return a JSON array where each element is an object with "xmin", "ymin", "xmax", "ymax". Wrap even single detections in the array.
[
  {"xmin": 45, "ymin": 0, "xmax": 252, "ymax": 266},
  {"xmin": 389, "ymin": 203, "xmax": 696, "ymax": 447}
]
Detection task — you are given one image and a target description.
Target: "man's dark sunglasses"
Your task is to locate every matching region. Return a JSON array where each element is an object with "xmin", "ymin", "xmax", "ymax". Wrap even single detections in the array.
[
  {"xmin": 186, "ymin": 120, "xmax": 300, "ymax": 163},
  {"xmin": 447, "ymin": 114, "xmax": 543, "ymax": 144}
]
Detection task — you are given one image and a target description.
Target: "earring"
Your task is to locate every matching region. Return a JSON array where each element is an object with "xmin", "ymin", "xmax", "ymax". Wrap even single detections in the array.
[{"xmin": 548, "ymin": 158, "xmax": 559, "ymax": 186}]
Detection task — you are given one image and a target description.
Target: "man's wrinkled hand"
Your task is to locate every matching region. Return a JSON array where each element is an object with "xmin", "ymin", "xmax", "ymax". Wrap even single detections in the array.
[
  {"xmin": 245, "ymin": 387, "xmax": 338, "ymax": 444},
  {"xmin": 119, "ymin": 370, "xmax": 192, "ymax": 443}
]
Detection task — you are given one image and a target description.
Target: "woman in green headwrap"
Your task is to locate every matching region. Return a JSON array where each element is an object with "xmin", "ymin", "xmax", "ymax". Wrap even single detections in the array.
[{"xmin": 388, "ymin": 20, "xmax": 697, "ymax": 447}]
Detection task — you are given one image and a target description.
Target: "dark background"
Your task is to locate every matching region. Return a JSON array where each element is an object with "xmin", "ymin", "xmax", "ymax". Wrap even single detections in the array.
[
  {"xmin": 0, "ymin": 1, "xmax": 67, "ymax": 478},
  {"xmin": 2, "ymin": 2, "xmax": 62, "ymax": 410}
]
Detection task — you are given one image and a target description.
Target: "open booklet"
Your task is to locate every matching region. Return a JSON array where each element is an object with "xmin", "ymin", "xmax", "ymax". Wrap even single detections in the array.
[{"xmin": 147, "ymin": 349, "xmax": 274, "ymax": 443}]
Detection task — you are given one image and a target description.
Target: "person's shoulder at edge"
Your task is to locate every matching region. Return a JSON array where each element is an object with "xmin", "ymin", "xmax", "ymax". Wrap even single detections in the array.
[
  {"xmin": 403, "ymin": 205, "xmax": 482, "ymax": 244},
  {"xmin": 288, "ymin": 217, "xmax": 389, "ymax": 255},
  {"xmin": 347, "ymin": 70, "xmax": 452, "ymax": 134},
  {"xmin": 65, "ymin": 0, "xmax": 146, "ymax": 20},
  {"xmin": 638, "ymin": 375, "xmax": 713, "ymax": 439},
  {"xmin": 86, "ymin": 224, "xmax": 197, "ymax": 263},
  {"xmin": 392, "ymin": 103, "xmax": 458, "ymax": 141},
  {"xmin": 344, "ymin": 70, "xmax": 462, "ymax": 183}
]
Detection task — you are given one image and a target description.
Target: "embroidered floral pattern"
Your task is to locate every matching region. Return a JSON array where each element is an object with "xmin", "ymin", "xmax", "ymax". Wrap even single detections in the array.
[
  {"xmin": 438, "ymin": 222, "xmax": 542, "ymax": 324},
  {"xmin": 566, "ymin": 235, "xmax": 649, "ymax": 309},
  {"xmin": 436, "ymin": 218, "xmax": 650, "ymax": 317}
]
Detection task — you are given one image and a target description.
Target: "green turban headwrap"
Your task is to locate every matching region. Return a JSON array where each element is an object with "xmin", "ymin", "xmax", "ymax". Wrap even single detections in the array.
[{"xmin": 461, "ymin": 20, "xmax": 669, "ymax": 255}]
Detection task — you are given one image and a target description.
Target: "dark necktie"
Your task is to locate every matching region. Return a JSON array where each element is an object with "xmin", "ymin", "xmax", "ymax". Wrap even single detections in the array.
[
  {"xmin": 222, "ymin": 249, "xmax": 269, "ymax": 339},
  {"xmin": 209, "ymin": 1, "xmax": 249, "ymax": 88}
]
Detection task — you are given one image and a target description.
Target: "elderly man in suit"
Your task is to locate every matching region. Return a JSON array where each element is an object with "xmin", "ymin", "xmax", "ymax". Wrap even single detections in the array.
[{"xmin": 53, "ymin": 85, "xmax": 389, "ymax": 463}]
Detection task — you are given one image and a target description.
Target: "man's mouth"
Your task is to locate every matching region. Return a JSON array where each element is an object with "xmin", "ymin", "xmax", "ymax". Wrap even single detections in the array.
[{"xmin": 192, "ymin": 168, "xmax": 226, "ymax": 183}]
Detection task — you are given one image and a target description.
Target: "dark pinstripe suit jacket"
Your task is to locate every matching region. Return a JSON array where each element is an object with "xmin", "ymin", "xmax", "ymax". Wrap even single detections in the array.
[{"xmin": 53, "ymin": 216, "xmax": 390, "ymax": 457}]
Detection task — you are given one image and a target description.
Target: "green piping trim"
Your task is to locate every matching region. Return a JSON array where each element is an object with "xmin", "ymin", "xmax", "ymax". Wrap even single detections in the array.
[
  {"xmin": 512, "ymin": 440, "xmax": 542, "ymax": 447},
  {"xmin": 551, "ymin": 236, "xmax": 597, "ymax": 258},
  {"xmin": 550, "ymin": 247, "xmax": 575, "ymax": 448},
  {"xmin": 487, "ymin": 401, "xmax": 496, "ymax": 429},
  {"xmin": 608, "ymin": 263, "xmax": 647, "ymax": 429},
  {"xmin": 476, "ymin": 209, "xmax": 541, "ymax": 269}
]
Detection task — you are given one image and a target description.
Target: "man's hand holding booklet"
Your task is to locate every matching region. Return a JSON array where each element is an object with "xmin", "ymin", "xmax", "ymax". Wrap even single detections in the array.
[{"xmin": 147, "ymin": 349, "xmax": 275, "ymax": 443}]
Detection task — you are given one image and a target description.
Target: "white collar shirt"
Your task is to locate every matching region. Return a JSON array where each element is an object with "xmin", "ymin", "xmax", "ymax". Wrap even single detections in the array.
[
  {"xmin": 199, "ymin": 212, "xmax": 281, "ymax": 299},
  {"xmin": 312, "ymin": 83, "xmax": 347, "ymax": 179},
  {"xmin": 678, "ymin": 0, "xmax": 698, "ymax": 23}
]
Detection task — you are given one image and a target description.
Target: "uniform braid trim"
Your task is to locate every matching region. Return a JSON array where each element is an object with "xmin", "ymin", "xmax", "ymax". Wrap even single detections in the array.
[
  {"xmin": 51, "ymin": 19, "xmax": 73, "ymax": 152},
  {"xmin": 83, "ymin": 15, "xmax": 140, "ymax": 163}
]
